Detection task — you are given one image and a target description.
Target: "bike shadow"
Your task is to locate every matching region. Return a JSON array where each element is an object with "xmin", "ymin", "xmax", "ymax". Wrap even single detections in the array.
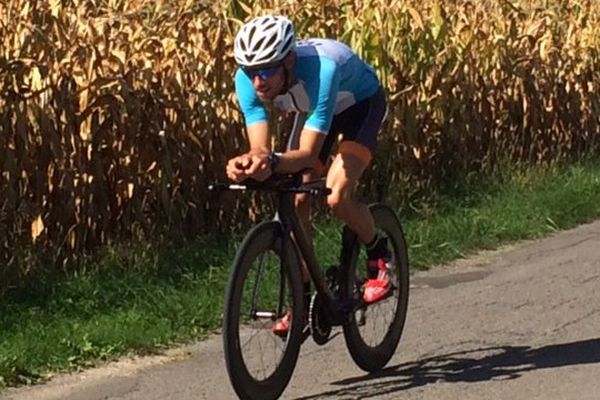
[{"xmin": 293, "ymin": 337, "xmax": 600, "ymax": 399}]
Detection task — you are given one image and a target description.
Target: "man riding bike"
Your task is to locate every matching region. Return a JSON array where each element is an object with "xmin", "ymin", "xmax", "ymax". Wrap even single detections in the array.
[{"xmin": 226, "ymin": 15, "xmax": 390, "ymax": 336}]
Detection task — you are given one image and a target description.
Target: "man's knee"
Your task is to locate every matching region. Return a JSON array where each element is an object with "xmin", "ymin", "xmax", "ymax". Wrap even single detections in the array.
[
  {"xmin": 326, "ymin": 190, "xmax": 340, "ymax": 210},
  {"xmin": 327, "ymin": 186, "xmax": 350, "ymax": 215}
]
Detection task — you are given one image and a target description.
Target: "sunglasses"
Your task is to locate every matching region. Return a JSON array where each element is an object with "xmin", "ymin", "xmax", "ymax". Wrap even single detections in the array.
[{"xmin": 243, "ymin": 64, "xmax": 282, "ymax": 81}]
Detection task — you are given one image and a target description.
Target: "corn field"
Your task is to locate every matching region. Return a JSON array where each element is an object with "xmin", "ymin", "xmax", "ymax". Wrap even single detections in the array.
[{"xmin": 1, "ymin": 0, "xmax": 599, "ymax": 292}]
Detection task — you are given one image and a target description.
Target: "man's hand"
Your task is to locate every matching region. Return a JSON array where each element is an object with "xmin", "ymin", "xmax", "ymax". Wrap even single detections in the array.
[
  {"xmin": 226, "ymin": 154, "xmax": 253, "ymax": 182},
  {"xmin": 226, "ymin": 152, "xmax": 272, "ymax": 182},
  {"xmin": 244, "ymin": 153, "xmax": 271, "ymax": 181}
]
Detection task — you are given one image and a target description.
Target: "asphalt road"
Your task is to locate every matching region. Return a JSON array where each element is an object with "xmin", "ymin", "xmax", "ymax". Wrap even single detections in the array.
[{"xmin": 2, "ymin": 220, "xmax": 600, "ymax": 400}]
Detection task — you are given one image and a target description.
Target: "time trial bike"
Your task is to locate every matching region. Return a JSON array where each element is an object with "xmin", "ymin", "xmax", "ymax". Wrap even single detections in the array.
[{"xmin": 209, "ymin": 171, "xmax": 409, "ymax": 400}]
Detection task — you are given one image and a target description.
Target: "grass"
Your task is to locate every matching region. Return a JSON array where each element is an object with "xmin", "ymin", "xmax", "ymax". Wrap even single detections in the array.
[
  {"xmin": 0, "ymin": 240, "xmax": 235, "ymax": 387},
  {"xmin": 2, "ymin": 159, "xmax": 600, "ymax": 388},
  {"xmin": 404, "ymin": 162, "xmax": 600, "ymax": 268}
]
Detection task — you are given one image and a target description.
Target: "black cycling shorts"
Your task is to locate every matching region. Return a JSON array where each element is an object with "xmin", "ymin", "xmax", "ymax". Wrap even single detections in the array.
[{"xmin": 285, "ymin": 87, "xmax": 387, "ymax": 165}]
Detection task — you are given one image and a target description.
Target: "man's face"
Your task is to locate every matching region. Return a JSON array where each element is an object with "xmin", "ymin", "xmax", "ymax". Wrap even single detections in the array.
[{"xmin": 243, "ymin": 64, "xmax": 285, "ymax": 101}]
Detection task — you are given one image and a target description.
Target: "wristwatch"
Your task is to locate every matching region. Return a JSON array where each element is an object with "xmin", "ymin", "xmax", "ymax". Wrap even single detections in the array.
[{"xmin": 268, "ymin": 152, "xmax": 281, "ymax": 171}]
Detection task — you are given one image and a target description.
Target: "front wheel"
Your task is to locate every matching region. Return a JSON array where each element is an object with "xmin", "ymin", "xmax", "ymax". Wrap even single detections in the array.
[
  {"xmin": 341, "ymin": 203, "xmax": 410, "ymax": 372},
  {"xmin": 223, "ymin": 221, "xmax": 304, "ymax": 400}
]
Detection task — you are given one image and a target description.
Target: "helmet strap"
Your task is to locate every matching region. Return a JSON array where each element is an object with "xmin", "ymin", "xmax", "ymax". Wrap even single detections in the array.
[
  {"xmin": 282, "ymin": 67, "xmax": 290, "ymax": 94},
  {"xmin": 279, "ymin": 51, "xmax": 296, "ymax": 95}
]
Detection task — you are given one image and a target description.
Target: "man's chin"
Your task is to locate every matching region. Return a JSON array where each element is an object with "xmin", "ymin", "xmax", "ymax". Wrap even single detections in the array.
[{"xmin": 257, "ymin": 90, "xmax": 276, "ymax": 102}]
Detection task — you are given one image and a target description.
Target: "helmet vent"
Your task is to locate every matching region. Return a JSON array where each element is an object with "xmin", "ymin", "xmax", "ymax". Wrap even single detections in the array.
[
  {"xmin": 284, "ymin": 24, "xmax": 293, "ymax": 37},
  {"xmin": 263, "ymin": 34, "xmax": 277, "ymax": 51},
  {"xmin": 254, "ymin": 37, "xmax": 266, "ymax": 51},
  {"xmin": 255, "ymin": 49, "xmax": 276, "ymax": 64},
  {"xmin": 248, "ymin": 26, "xmax": 256, "ymax": 41},
  {"xmin": 263, "ymin": 22, "xmax": 276, "ymax": 31},
  {"xmin": 282, "ymin": 37, "xmax": 293, "ymax": 53}
]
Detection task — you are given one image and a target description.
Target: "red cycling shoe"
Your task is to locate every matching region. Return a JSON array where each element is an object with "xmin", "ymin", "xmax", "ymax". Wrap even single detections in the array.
[{"xmin": 363, "ymin": 258, "xmax": 391, "ymax": 304}]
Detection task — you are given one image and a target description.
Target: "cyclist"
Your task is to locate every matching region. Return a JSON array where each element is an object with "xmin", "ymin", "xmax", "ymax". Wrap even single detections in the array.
[{"xmin": 226, "ymin": 15, "xmax": 390, "ymax": 336}]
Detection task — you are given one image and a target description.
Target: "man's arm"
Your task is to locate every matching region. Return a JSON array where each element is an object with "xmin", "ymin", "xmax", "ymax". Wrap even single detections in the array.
[
  {"xmin": 226, "ymin": 69, "xmax": 272, "ymax": 181},
  {"xmin": 274, "ymin": 128, "xmax": 325, "ymax": 173},
  {"xmin": 246, "ymin": 121, "xmax": 270, "ymax": 154},
  {"xmin": 242, "ymin": 126, "xmax": 325, "ymax": 179},
  {"xmin": 227, "ymin": 122, "xmax": 272, "ymax": 182},
  {"xmin": 270, "ymin": 57, "xmax": 338, "ymax": 174}
]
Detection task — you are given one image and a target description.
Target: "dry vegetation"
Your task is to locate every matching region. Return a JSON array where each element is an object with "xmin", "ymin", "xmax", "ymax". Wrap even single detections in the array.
[{"xmin": 1, "ymin": 0, "xmax": 599, "ymax": 290}]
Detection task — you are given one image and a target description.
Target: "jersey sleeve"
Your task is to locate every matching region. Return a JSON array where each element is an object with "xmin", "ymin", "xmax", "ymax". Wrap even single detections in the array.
[
  {"xmin": 234, "ymin": 69, "xmax": 268, "ymax": 126},
  {"xmin": 304, "ymin": 57, "xmax": 340, "ymax": 134}
]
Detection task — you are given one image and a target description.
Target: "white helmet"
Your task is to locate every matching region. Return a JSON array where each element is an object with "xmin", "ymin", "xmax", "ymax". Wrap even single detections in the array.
[{"xmin": 234, "ymin": 15, "xmax": 295, "ymax": 67}]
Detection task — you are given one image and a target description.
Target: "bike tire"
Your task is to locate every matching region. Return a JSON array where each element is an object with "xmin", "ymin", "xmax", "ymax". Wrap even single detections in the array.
[
  {"xmin": 223, "ymin": 221, "xmax": 304, "ymax": 400},
  {"xmin": 341, "ymin": 203, "xmax": 410, "ymax": 372}
]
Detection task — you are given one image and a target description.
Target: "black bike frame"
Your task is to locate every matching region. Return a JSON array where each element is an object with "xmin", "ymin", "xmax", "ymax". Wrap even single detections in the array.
[
  {"xmin": 209, "ymin": 174, "xmax": 356, "ymax": 323},
  {"xmin": 211, "ymin": 174, "xmax": 351, "ymax": 322},
  {"xmin": 274, "ymin": 186, "xmax": 344, "ymax": 320}
]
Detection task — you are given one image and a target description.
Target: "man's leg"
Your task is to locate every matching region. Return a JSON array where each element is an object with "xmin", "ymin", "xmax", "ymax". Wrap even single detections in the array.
[
  {"xmin": 325, "ymin": 149, "xmax": 375, "ymax": 245},
  {"xmin": 326, "ymin": 143, "xmax": 391, "ymax": 304}
]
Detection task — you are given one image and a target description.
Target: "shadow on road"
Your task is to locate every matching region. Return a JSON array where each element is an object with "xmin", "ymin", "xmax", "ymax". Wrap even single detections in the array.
[{"xmin": 294, "ymin": 337, "xmax": 600, "ymax": 400}]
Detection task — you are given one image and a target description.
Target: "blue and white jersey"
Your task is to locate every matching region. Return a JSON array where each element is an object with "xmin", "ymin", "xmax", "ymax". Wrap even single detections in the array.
[{"xmin": 235, "ymin": 38, "xmax": 380, "ymax": 134}]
